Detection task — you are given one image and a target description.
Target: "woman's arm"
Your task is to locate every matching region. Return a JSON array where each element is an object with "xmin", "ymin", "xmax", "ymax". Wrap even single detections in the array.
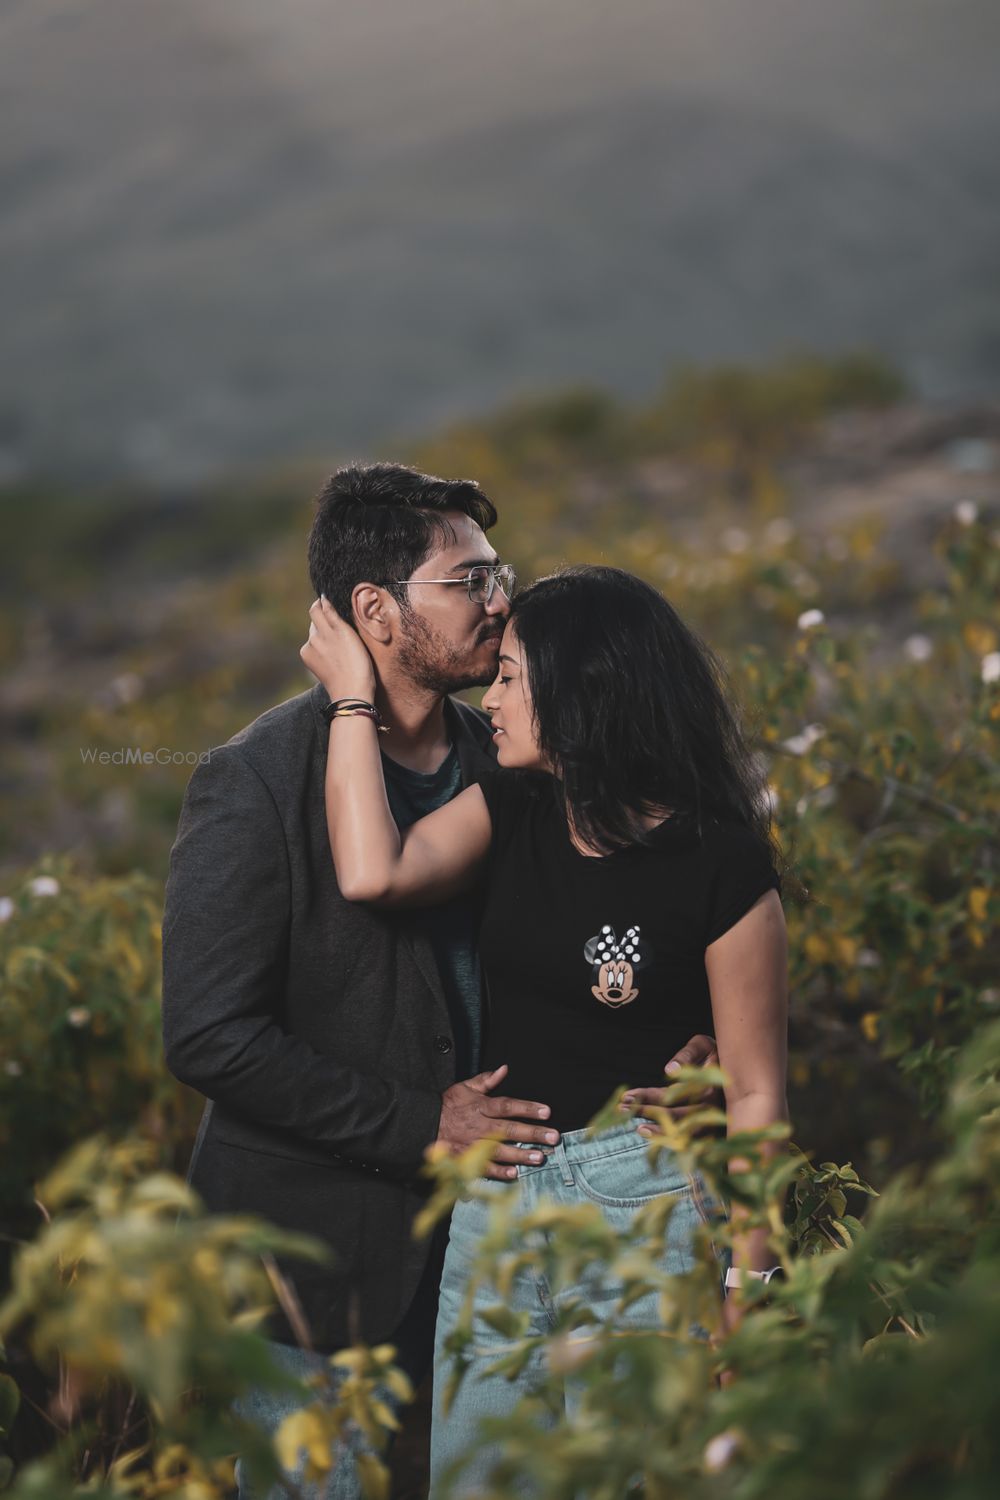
[
  {"xmin": 704, "ymin": 888, "xmax": 789, "ymax": 1296},
  {"xmin": 325, "ymin": 722, "xmax": 490, "ymax": 905},
  {"xmin": 300, "ymin": 596, "xmax": 492, "ymax": 906}
]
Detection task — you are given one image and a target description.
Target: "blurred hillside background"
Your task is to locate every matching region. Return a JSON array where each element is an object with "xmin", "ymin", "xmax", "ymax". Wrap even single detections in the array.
[
  {"xmin": 1, "ymin": 0, "xmax": 998, "ymax": 1218},
  {"xmin": 2, "ymin": 0, "xmax": 1000, "ymax": 485}
]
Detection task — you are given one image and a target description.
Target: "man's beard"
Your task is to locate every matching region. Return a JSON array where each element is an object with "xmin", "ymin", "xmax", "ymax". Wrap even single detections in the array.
[{"xmin": 396, "ymin": 608, "xmax": 502, "ymax": 696}]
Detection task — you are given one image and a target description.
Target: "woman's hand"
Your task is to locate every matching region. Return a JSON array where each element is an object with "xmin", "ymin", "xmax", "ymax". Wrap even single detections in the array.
[
  {"xmin": 300, "ymin": 596, "xmax": 376, "ymax": 703},
  {"xmin": 619, "ymin": 1033, "xmax": 723, "ymax": 1137}
]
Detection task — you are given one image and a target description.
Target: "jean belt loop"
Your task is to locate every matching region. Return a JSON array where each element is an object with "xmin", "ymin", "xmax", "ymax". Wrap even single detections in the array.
[{"xmin": 553, "ymin": 1136, "xmax": 574, "ymax": 1187}]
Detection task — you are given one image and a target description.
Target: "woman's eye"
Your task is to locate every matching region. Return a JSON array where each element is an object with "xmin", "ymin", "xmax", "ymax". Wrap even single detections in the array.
[{"xmin": 499, "ymin": 675, "xmax": 512, "ymax": 686}]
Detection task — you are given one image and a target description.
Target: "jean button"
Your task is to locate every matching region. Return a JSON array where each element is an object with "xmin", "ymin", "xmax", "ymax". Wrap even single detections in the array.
[{"xmin": 433, "ymin": 1034, "xmax": 453, "ymax": 1054}]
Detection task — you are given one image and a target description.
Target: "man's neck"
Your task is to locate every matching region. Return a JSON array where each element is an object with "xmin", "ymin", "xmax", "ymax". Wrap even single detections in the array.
[{"xmin": 372, "ymin": 668, "xmax": 453, "ymax": 774}]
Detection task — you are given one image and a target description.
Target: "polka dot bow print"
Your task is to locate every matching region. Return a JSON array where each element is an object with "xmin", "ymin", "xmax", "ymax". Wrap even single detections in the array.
[{"xmin": 583, "ymin": 924, "xmax": 651, "ymax": 1009}]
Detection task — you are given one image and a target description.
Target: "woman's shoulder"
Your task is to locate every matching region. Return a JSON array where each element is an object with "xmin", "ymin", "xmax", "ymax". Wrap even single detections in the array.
[
  {"xmin": 476, "ymin": 767, "xmax": 551, "ymax": 825},
  {"xmin": 651, "ymin": 811, "xmax": 779, "ymax": 876}
]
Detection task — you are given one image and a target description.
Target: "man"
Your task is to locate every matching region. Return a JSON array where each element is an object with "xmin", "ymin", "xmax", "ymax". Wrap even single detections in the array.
[{"xmin": 161, "ymin": 462, "xmax": 717, "ymax": 1498}]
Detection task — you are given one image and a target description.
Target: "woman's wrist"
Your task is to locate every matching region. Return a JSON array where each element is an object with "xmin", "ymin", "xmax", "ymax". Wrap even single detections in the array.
[{"xmin": 323, "ymin": 686, "xmax": 376, "ymax": 704}]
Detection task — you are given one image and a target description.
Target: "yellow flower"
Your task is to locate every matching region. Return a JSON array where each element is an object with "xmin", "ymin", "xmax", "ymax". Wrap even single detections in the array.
[{"xmin": 968, "ymin": 888, "xmax": 990, "ymax": 924}]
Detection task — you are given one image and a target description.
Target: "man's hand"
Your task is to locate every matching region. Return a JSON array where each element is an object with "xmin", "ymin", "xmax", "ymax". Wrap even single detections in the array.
[
  {"xmin": 618, "ymin": 1032, "xmax": 722, "ymax": 1137},
  {"xmin": 437, "ymin": 1064, "xmax": 559, "ymax": 1182}
]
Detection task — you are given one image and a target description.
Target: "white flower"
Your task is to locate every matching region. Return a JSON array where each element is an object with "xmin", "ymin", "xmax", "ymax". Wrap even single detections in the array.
[
  {"xmin": 904, "ymin": 634, "xmax": 933, "ymax": 663},
  {"xmin": 857, "ymin": 948, "xmax": 881, "ymax": 968},
  {"xmin": 28, "ymin": 876, "xmax": 60, "ymax": 897},
  {"xmin": 955, "ymin": 500, "xmax": 978, "ymax": 526},
  {"xmin": 66, "ymin": 1007, "xmax": 92, "ymax": 1028},
  {"xmin": 797, "ymin": 608, "xmax": 825, "ymax": 630},
  {"xmin": 982, "ymin": 652, "xmax": 1000, "ymax": 684},
  {"xmin": 764, "ymin": 517, "xmax": 794, "ymax": 547},
  {"xmin": 704, "ymin": 1429, "xmax": 742, "ymax": 1472},
  {"xmin": 110, "ymin": 672, "xmax": 142, "ymax": 705},
  {"xmin": 4, "ymin": 1061, "xmax": 23, "ymax": 1078},
  {"xmin": 722, "ymin": 526, "xmax": 749, "ymax": 554},
  {"xmin": 782, "ymin": 723, "xmax": 826, "ymax": 757},
  {"xmin": 0, "ymin": 897, "xmax": 13, "ymax": 923}
]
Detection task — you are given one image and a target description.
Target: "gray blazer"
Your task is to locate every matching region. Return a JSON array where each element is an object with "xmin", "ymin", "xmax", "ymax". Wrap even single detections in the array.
[{"xmin": 161, "ymin": 679, "xmax": 496, "ymax": 1350}]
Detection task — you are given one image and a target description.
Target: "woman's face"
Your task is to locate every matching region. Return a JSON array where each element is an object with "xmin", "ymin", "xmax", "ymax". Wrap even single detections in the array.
[{"xmin": 481, "ymin": 622, "xmax": 545, "ymax": 770}]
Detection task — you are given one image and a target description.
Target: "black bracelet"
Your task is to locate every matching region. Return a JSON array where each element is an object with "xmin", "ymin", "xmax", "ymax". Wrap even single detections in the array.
[{"xmin": 322, "ymin": 698, "xmax": 379, "ymax": 726}]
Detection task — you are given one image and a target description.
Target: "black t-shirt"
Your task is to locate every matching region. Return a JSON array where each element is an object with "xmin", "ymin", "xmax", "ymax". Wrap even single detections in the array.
[{"xmin": 477, "ymin": 771, "xmax": 782, "ymax": 1133}]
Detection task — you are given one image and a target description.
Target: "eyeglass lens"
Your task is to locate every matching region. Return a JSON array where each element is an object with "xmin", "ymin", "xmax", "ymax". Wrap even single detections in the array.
[{"xmin": 469, "ymin": 565, "xmax": 515, "ymax": 603}]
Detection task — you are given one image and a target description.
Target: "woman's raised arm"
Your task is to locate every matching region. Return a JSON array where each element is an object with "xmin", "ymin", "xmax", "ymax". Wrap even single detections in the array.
[{"xmin": 300, "ymin": 596, "xmax": 492, "ymax": 907}]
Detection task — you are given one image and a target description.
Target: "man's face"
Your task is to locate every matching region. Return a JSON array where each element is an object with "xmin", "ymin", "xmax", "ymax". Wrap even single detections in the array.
[{"xmin": 392, "ymin": 512, "xmax": 512, "ymax": 694}]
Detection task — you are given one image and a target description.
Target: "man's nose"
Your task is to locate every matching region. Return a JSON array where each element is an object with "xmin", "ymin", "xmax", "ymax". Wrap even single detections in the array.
[{"xmin": 485, "ymin": 587, "xmax": 511, "ymax": 618}]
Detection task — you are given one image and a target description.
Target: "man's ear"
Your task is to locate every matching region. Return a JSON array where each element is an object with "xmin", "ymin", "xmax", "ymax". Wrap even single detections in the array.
[{"xmin": 352, "ymin": 583, "xmax": 393, "ymax": 647}]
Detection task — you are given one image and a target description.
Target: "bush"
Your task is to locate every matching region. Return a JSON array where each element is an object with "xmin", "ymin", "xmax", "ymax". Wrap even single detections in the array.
[
  {"xmin": 3, "ymin": 1019, "xmax": 999, "ymax": 1497},
  {"xmin": 0, "ymin": 1137, "xmax": 406, "ymax": 1499},
  {"xmin": 0, "ymin": 862, "xmax": 199, "ymax": 1235},
  {"xmin": 415, "ymin": 1022, "xmax": 1000, "ymax": 1498}
]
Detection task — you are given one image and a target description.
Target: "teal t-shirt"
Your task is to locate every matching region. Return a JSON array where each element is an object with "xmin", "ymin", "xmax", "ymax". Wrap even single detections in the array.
[{"xmin": 382, "ymin": 745, "xmax": 482, "ymax": 1078}]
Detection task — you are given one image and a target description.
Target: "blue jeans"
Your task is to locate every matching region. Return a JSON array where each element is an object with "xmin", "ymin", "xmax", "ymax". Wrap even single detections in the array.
[
  {"xmin": 232, "ymin": 1340, "xmax": 409, "ymax": 1500},
  {"xmin": 234, "ymin": 1229, "xmax": 445, "ymax": 1497},
  {"xmin": 429, "ymin": 1121, "xmax": 730, "ymax": 1498}
]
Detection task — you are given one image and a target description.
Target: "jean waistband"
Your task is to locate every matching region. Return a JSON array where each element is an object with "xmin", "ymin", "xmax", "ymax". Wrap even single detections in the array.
[{"xmin": 515, "ymin": 1118, "xmax": 665, "ymax": 1168}]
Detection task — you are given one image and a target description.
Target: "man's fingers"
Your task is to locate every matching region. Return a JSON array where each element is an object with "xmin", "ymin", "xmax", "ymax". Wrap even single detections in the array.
[
  {"xmin": 480, "ymin": 1092, "xmax": 551, "ymax": 1121},
  {"xmin": 492, "ymin": 1142, "xmax": 547, "ymax": 1164},
  {"xmin": 497, "ymin": 1120, "xmax": 558, "ymax": 1145},
  {"xmin": 464, "ymin": 1064, "xmax": 509, "ymax": 1095},
  {"xmin": 484, "ymin": 1161, "xmax": 520, "ymax": 1181},
  {"xmin": 484, "ymin": 1142, "xmax": 553, "ymax": 1181}
]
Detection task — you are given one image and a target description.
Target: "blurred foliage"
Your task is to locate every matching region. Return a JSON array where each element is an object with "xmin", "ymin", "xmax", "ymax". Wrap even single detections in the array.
[
  {"xmin": 3, "ymin": 1020, "xmax": 999, "ymax": 1496},
  {"xmin": 411, "ymin": 1021, "xmax": 1000, "ymax": 1499},
  {"xmin": 0, "ymin": 863, "xmax": 201, "ymax": 1238},
  {"xmin": 637, "ymin": 352, "xmax": 905, "ymax": 503},
  {"xmin": 0, "ymin": 1137, "xmax": 404, "ymax": 1499}
]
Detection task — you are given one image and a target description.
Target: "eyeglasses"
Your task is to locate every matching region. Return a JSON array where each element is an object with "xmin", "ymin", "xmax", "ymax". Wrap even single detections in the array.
[{"xmin": 383, "ymin": 563, "xmax": 517, "ymax": 605}]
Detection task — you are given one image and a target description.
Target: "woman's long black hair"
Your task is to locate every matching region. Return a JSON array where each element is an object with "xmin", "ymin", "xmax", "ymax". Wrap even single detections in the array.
[{"xmin": 509, "ymin": 565, "xmax": 781, "ymax": 868}]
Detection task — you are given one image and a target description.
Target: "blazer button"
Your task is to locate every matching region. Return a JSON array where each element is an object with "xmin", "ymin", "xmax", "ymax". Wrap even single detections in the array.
[{"xmin": 434, "ymin": 1034, "xmax": 453, "ymax": 1054}]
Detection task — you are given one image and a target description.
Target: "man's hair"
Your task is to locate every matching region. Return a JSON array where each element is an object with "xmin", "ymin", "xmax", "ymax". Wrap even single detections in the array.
[{"xmin": 307, "ymin": 462, "xmax": 498, "ymax": 623}]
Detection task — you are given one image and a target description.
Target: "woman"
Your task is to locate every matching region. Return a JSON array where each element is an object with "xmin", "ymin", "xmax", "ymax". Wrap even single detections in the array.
[{"xmin": 301, "ymin": 565, "xmax": 789, "ymax": 1494}]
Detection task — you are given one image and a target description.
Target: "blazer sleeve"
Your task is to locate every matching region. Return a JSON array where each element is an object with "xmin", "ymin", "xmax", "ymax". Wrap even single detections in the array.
[{"xmin": 161, "ymin": 745, "xmax": 443, "ymax": 1172}]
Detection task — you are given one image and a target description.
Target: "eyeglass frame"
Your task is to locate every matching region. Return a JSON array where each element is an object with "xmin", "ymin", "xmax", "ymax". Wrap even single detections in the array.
[{"xmin": 378, "ymin": 562, "xmax": 517, "ymax": 605}]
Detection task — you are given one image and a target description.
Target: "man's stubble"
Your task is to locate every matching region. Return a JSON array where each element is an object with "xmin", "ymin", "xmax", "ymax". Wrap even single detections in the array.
[{"xmin": 395, "ymin": 604, "xmax": 502, "ymax": 696}]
